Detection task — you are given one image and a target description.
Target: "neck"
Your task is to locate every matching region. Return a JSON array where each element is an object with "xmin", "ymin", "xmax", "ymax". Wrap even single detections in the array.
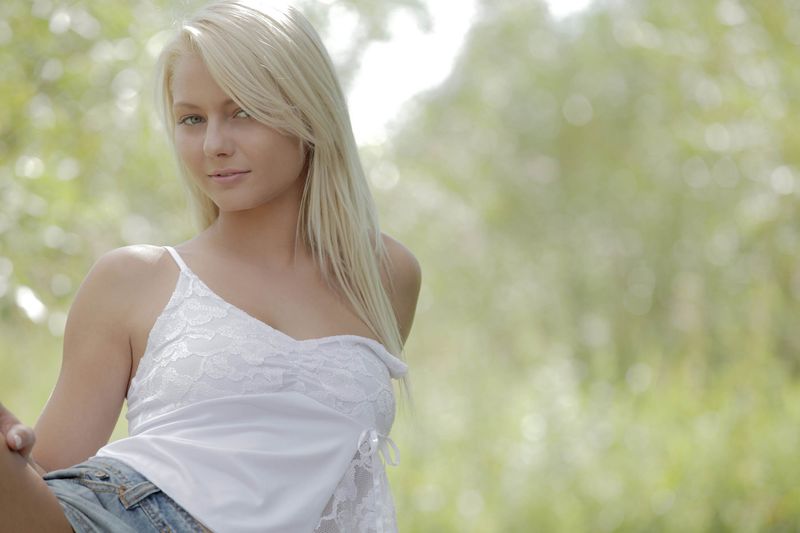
[{"xmin": 205, "ymin": 195, "xmax": 312, "ymax": 270}]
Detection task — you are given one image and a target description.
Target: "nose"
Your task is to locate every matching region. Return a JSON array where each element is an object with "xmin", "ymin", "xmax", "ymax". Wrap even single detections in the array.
[{"xmin": 203, "ymin": 119, "xmax": 234, "ymax": 158}]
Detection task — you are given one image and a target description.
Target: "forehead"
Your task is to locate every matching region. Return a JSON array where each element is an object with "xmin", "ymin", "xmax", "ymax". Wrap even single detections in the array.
[{"xmin": 170, "ymin": 53, "xmax": 229, "ymax": 105}]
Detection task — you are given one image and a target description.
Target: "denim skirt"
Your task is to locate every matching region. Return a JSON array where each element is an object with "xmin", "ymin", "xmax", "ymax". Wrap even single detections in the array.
[{"xmin": 43, "ymin": 456, "xmax": 207, "ymax": 532}]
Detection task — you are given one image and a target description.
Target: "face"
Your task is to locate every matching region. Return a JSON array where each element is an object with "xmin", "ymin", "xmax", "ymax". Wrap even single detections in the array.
[{"xmin": 170, "ymin": 53, "xmax": 307, "ymax": 215}]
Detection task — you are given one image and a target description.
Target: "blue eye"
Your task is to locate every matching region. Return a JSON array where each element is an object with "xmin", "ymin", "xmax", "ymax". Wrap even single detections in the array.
[
  {"xmin": 234, "ymin": 109, "xmax": 251, "ymax": 119},
  {"xmin": 178, "ymin": 115, "xmax": 204, "ymax": 126}
]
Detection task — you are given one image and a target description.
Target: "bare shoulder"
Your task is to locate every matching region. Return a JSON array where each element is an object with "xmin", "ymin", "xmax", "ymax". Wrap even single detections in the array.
[
  {"xmin": 380, "ymin": 233, "xmax": 422, "ymax": 342},
  {"xmin": 92, "ymin": 244, "xmax": 169, "ymax": 275},
  {"xmin": 380, "ymin": 234, "xmax": 421, "ymax": 289},
  {"xmin": 87, "ymin": 244, "xmax": 172, "ymax": 285},
  {"xmin": 77, "ymin": 244, "xmax": 176, "ymax": 315}
]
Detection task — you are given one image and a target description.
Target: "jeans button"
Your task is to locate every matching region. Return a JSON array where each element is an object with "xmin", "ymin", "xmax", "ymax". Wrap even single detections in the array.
[{"xmin": 94, "ymin": 470, "xmax": 109, "ymax": 479}]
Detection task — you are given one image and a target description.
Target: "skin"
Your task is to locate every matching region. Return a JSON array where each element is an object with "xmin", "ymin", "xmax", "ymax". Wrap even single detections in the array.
[{"xmin": 0, "ymin": 52, "xmax": 421, "ymax": 531}]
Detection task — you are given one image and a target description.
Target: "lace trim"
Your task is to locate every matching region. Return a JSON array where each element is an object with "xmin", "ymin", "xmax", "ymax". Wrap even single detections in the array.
[
  {"xmin": 128, "ymin": 271, "xmax": 399, "ymax": 434},
  {"xmin": 313, "ymin": 433, "xmax": 399, "ymax": 533}
]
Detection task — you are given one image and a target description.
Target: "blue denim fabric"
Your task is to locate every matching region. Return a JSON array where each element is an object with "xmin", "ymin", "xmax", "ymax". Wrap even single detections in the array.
[{"xmin": 43, "ymin": 456, "xmax": 206, "ymax": 533}]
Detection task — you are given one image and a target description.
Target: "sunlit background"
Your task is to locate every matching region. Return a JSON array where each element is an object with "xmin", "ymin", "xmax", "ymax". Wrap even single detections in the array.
[{"xmin": 2, "ymin": 0, "xmax": 800, "ymax": 531}]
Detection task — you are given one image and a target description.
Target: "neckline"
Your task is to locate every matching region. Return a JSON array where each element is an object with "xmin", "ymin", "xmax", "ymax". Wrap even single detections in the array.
[{"xmin": 169, "ymin": 251, "xmax": 396, "ymax": 358}]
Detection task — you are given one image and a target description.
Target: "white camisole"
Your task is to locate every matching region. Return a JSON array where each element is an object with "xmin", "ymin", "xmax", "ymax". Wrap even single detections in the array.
[{"xmin": 96, "ymin": 246, "xmax": 408, "ymax": 533}]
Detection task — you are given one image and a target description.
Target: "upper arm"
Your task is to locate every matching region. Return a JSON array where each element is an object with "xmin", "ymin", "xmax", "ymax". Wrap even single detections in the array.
[
  {"xmin": 380, "ymin": 234, "xmax": 422, "ymax": 344},
  {"xmin": 32, "ymin": 246, "xmax": 155, "ymax": 471}
]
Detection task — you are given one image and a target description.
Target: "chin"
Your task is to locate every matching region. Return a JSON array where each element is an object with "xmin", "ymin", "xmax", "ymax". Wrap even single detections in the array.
[{"xmin": 213, "ymin": 199, "xmax": 276, "ymax": 214}]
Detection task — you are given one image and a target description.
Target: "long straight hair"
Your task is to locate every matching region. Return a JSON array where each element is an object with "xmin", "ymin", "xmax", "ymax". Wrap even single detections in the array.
[{"xmin": 155, "ymin": 0, "xmax": 410, "ymax": 398}]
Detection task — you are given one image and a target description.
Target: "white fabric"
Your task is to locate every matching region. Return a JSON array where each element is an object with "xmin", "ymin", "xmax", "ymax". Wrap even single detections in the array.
[{"xmin": 96, "ymin": 246, "xmax": 407, "ymax": 533}]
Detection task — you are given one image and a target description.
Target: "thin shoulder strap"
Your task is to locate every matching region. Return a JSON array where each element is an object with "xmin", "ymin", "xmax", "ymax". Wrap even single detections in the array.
[{"xmin": 164, "ymin": 246, "xmax": 190, "ymax": 272}]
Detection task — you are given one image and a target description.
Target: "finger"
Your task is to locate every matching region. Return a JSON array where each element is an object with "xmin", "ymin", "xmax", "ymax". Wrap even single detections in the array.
[
  {"xmin": 5, "ymin": 430, "xmax": 22, "ymax": 450},
  {"xmin": 6, "ymin": 425, "xmax": 36, "ymax": 458}
]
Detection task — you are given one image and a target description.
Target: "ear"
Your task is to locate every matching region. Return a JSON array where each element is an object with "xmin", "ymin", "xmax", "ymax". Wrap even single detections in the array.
[{"xmin": 300, "ymin": 142, "xmax": 312, "ymax": 178}]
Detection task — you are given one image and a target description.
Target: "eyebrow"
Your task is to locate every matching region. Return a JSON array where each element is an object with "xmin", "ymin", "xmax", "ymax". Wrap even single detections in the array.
[{"xmin": 172, "ymin": 98, "xmax": 238, "ymax": 110}]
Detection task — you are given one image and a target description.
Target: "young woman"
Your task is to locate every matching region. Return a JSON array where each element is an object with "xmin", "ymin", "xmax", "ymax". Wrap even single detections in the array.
[{"xmin": 0, "ymin": 1, "xmax": 420, "ymax": 531}]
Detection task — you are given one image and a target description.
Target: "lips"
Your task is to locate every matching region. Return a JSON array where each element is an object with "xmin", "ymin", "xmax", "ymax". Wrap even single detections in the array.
[
  {"xmin": 208, "ymin": 169, "xmax": 250, "ymax": 183},
  {"xmin": 209, "ymin": 168, "xmax": 249, "ymax": 177}
]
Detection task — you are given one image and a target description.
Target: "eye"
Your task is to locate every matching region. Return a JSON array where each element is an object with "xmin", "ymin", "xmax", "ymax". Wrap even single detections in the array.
[
  {"xmin": 234, "ymin": 109, "xmax": 251, "ymax": 119},
  {"xmin": 177, "ymin": 115, "xmax": 204, "ymax": 126}
]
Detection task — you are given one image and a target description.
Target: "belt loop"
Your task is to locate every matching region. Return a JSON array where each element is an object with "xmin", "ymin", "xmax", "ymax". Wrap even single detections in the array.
[{"xmin": 118, "ymin": 481, "xmax": 161, "ymax": 509}]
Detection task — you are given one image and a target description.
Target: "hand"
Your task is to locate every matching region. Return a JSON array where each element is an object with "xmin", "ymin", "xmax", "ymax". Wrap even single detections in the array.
[{"xmin": 0, "ymin": 401, "xmax": 36, "ymax": 460}]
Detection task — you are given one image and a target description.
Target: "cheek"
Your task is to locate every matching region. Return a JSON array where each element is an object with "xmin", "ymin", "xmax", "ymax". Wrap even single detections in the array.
[
  {"xmin": 174, "ymin": 132, "xmax": 201, "ymax": 168},
  {"xmin": 275, "ymin": 136, "xmax": 306, "ymax": 175}
]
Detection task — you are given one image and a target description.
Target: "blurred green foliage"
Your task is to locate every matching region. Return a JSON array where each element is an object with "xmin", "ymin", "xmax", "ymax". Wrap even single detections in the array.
[
  {"xmin": 387, "ymin": 0, "xmax": 800, "ymax": 531},
  {"xmin": 3, "ymin": 0, "xmax": 800, "ymax": 531}
]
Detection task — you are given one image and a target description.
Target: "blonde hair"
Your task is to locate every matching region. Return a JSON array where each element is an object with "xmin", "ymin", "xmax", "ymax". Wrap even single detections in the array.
[{"xmin": 155, "ymin": 1, "xmax": 410, "ymax": 397}]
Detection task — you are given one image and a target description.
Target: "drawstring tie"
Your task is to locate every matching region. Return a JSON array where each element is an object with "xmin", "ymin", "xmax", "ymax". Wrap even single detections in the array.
[
  {"xmin": 358, "ymin": 428, "xmax": 400, "ymax": 467},
  {"xmin": 358, "ymin": 428, "xmax": 400, "ymax": 533}
]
